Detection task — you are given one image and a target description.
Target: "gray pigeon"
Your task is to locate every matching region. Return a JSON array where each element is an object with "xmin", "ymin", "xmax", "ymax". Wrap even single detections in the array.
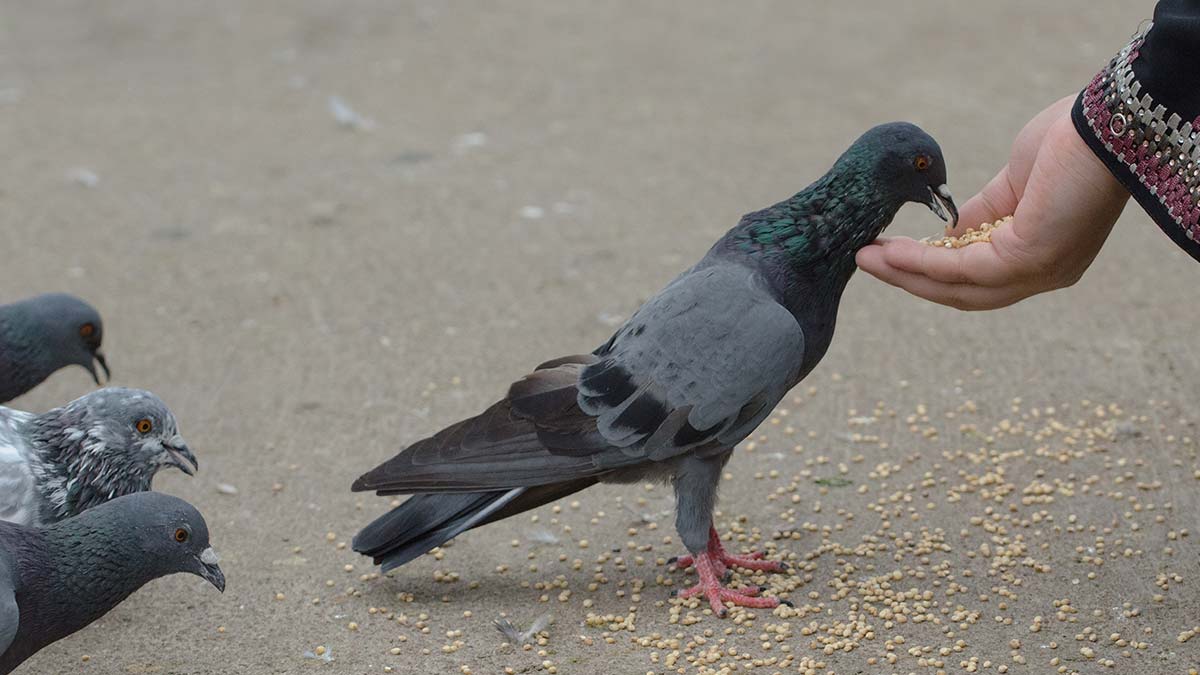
[
  {"xmin": 0, "ymin": 491, "xmax": 224, "ymax": 673},
  {"xmin": 0, "ymin": 388, "xmax": 197, "ymax": 526},
  {"xmin": 0, "ymin": 293, "xmax": 110, "ymax": 404},
  {"xmin": 352, "ymin": 122, "xmax": 957, "ymax": 616}
]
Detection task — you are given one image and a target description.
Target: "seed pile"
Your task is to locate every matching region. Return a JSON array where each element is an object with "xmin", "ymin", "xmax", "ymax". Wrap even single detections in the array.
[
  {"xmin": 924, "ymin": 216, "xmax": 1012, "ymax": 248},
  {"xmin": 286, "ymin": 373, "xmax": 1199, "ymax": 674}
]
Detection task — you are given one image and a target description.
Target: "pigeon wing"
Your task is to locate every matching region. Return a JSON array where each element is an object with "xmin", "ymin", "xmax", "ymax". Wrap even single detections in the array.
[
  {"xmin": 353, "ymin": 262, "xmax": 804, "ymax": 494},
  {"xmin": 578, "ymin": 261, "xmax": 805, "ymax": 459}
]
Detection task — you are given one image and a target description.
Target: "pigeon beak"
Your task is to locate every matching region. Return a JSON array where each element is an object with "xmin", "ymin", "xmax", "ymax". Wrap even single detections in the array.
[
  {"xmin": 93, "ymin": 350, "xmax": 110, "ymax": 382},
  {"xmin": 162, "ymin": 442, "xmax": 198, "ymax": 476},
  {"xmin": 926, "ymin": 184, "xmax": 958, "ymax": 229},
  {"xmin": 197, "ymin": 547, "xmax": 225, "ymax": 592},
  {"xmin": 83, "ymin": 349, "xmax": 110, "ymax": 386}
]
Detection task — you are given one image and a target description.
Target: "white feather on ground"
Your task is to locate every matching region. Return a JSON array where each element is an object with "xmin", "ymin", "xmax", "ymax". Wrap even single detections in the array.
[
  {"xmin": 493, "ymin": 614, "xmax": 551, "ymax": 645},
  {"xmin": 526, "ymin": 528, "xmax": 559, "ymax": 545}
]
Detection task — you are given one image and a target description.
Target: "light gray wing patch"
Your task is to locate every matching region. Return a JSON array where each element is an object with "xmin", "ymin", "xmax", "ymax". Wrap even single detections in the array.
[
  {"xmin": 0, "ymin": 410, "xmax": 39, "ymax": 526},
  {"xmin": 580, "ymin": 262, "xmax": 805, "ymax": 459}
]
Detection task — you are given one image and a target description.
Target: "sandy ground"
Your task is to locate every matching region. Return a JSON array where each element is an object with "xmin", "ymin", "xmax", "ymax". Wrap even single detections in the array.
[{"xmin": 2, "ymin": 2, "xmax": 1199, "ymax": 674}]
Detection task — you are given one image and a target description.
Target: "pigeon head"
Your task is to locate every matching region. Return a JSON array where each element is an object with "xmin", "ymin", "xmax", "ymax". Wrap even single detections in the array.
[
  {"xmin": 58, "ymin": 491, "xmax": 225, "ymax": 592},
  {"xmin": 25, "ymin": 388, "xmax": 199, "ymax": 522},
  {"xmin": 846, "ymin": 122, "xmax": 957, "ymax": 228},
  {"xmin": 65, "ymin": 388, "xmax": 199, "ymax": 477},
  {"xmin": 118, "ymin": 492, "xmax": 226, "ymax": 592},
  {"xmin": 25, "ymin": 293, "xmax": 110, "ymax": 386}
]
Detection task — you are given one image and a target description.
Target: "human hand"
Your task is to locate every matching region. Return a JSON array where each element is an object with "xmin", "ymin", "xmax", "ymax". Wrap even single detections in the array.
[{"xmin": 856, "ymin": 95, "xmax": 1130, "ymax": 310}]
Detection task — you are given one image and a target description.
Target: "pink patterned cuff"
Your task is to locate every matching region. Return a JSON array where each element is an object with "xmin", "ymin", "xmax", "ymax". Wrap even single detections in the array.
[{"xmin": 1078, "ymin": 23, "xmax": 1200, "ymax": 245}]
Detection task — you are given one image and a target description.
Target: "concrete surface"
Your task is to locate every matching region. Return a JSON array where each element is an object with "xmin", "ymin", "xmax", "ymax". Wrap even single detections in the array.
[{"xmin": 2, "ymin": 2, "xmax": 1198, "ymax": 674}]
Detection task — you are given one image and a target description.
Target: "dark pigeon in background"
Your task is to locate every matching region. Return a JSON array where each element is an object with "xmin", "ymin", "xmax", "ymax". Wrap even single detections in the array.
[
  {"xmin": 0, "ymin": 388, "xmax": 197, "ymax": 526},
  {"xmin": 0, "ymin": 491, "xmax": 224, "ymax": 674},
  {"xmin": 0, "ymin": 294, "xmax": 109, "ymax": 404},
  {"xmin": 352, "ymin": 122, "xmax": 957, "ymax": 616}
]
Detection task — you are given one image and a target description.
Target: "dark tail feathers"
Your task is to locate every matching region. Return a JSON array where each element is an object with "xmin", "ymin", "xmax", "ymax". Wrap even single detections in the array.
[{"xmin": 353, "ymin": 478, "xmax": 598, "ymax": 572}]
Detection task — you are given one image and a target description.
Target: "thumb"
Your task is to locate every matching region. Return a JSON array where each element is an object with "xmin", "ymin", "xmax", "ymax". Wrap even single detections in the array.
[{"xmin": 951, "ymin": 164, "xmax": 1018, "ymax": 236}]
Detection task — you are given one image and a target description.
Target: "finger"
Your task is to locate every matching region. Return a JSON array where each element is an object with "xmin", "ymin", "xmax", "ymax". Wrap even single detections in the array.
[
  {"xmin": 1007, "ymin": 95, "xmax": 1076, "ymax": 188},
  {"xmin": 857, "ymin": 254, "xmax": 1025, "ymax": 311},
  {"xmin": 952, "ymin": 165, "xmax": 1018, "ymax": 237},
  {"xmin": 873, "ymin": 235, "xmax": 1020, "ymax": 288},
  {"xmin": 854, "ymin": 243, "xmax": 891, "ymax": 278}
]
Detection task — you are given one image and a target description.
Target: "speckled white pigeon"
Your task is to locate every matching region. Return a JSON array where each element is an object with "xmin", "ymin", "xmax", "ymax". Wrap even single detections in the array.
[{"xmin": 0, "ymin": 387, "xmax": 197, "ymax": 526}]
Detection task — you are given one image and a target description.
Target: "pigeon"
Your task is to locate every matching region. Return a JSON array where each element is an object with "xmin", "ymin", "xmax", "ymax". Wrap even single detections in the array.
[
  {"xmin": 0, "ymin": 491, "xmax": 224, "ymax": 674},
  {"xmin": 0, "ymin": 293, "xmax": 109, "ymax": 404},
  {"xmin": 352, "ymin": 122, "xmax": 957, "ymax": 616},
  {"xmin": 0, "ymin": 387, "xmax": 197, "ymax": 526}
]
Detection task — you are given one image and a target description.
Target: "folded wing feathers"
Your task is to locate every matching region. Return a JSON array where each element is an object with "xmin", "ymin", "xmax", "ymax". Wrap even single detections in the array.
[{"xmin": 354, "ymin": 265, "xmax": 805, "ymax": 498}]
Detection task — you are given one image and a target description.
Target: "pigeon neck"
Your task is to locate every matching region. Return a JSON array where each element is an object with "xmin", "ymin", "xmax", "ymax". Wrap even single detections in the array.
[
  {"xmin": 728, "ymin": 169, "xmax": 901, "ymax": 271},
  {"xmin": 24, "ymin": 409, "xmax": 152, "ymax": 524},
  {"xmin": 29, "ymin": 520, "xmax": 156, "ymax": 637}
]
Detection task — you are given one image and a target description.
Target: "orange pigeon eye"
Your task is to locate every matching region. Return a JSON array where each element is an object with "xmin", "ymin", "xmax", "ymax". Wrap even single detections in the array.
[
  {"xmin": 914, "ymin": 155, "xmax": 931, "ymax": 171},
  {"xmin": 79, "ymin": 323, "xmax": 95, "ymax": 338},
  {"xmin": 136, "ymin": 419, "xmax": 153, "ymax": 434},
  {"xmin": 174, "ymin": 528, "xmax": 189, "ymax": 543}
]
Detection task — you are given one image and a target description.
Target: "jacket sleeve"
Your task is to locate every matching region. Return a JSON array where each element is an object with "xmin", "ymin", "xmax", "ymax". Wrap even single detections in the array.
[{"xmin": 1072, "ymin": 0, "xmax": 1200, "ymax": 262}]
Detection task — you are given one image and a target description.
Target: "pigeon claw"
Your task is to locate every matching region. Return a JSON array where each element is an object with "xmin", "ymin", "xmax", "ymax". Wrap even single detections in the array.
[
  {"xmin": 670, "ymin": 527, "xmax": 791, "ymax": 616},
  {"xmin": 721, "ymin": 551, "xmax": 788, "ymax": 573},
  {"xmin": 674, "ymin": 552, "xmax": 783, "ymax": 616}
]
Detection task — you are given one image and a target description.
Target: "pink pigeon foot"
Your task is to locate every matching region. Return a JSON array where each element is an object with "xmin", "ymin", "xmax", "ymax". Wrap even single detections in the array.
[{"xmin": 669, "ymin": 527, "xmax": 790, "ymax": 616}]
